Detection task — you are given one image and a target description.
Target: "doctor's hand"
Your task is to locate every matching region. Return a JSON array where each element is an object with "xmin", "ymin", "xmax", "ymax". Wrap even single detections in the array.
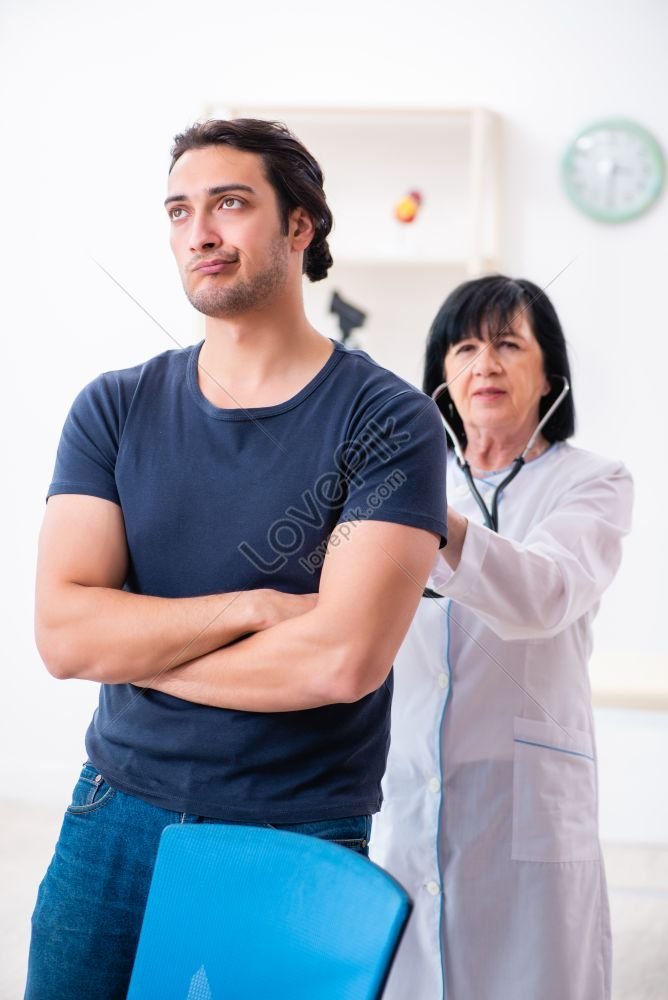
[
  {"xmin": 439, "ymin": 509, "xmax": 468, "ymax": 572},
  {"xmin": 254, "ymin": 589, "xmax": 318, "ymax": 631}
]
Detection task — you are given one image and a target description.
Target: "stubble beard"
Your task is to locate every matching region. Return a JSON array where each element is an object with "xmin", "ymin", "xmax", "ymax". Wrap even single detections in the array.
[{"xmin": 185, "ymin": 233, "xmax": 290, "ymax": 319}]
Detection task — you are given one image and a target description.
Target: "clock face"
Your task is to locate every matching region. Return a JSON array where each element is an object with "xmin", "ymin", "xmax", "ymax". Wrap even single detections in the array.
[{"xmin": 562, "ymin": 119, "xmax": 665, "ymax": 223}]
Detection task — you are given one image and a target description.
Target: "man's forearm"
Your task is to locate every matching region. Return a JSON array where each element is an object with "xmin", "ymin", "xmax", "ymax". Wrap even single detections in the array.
[
  {"xmin": 38, "ymin": 585, "xmax": 268, "ymax": 684},
  {"xmin": 137, "ymin": 605, "xmax": 362, "ymax": 712},
  {"xmin": 136, "ymin": 521, "xmax": 439, "ymax": 713}
]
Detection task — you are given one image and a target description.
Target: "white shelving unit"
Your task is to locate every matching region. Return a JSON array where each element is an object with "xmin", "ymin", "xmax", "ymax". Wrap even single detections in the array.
[{"xmin": 200, "ymin": 104, "xmax": 502, "ymax": 387}]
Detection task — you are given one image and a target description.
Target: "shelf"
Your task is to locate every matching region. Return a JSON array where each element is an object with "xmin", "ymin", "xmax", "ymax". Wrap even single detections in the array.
[
  {"xmin": 201, "ymin": 101, "xmax": 503, "ymax": 382},
  {"xmin": 203, "ymin": 104, "xmax": 493, "ymax": 126},
  {"xmin": 208, "ymin": 103, "xmax": 502, "ymax": 272},
  {"xmin": 590, "ymin": 653, "xmax": 668, "ymax": 711},
  {"xmin": 331, "ymin": 256, "xmax": 498, "ymax": 271}
]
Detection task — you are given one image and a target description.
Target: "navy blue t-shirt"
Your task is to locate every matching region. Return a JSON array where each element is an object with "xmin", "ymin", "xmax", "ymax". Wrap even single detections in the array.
[{"xmin": 48, "ymin": 338, "xmax": 447, "ymax": 822}]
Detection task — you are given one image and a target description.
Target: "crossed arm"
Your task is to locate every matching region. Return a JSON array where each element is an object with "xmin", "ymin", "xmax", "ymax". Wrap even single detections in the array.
[{"xmin": 36, "ymin": 495, "xmax": 440, "ymax": 710}]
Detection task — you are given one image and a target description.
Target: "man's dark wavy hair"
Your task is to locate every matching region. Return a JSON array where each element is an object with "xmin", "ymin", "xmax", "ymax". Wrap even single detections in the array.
[
  {"xmin": 169, "ymin": 118, "xmax": 333, "ymax": 282},
  {"xmin": 423, "ymin": 275, "xmax": 576, "ymax": 448}
]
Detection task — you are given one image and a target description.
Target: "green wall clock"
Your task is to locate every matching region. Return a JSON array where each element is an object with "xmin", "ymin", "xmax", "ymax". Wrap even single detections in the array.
[{"xmin": 562, "ymin": 118, "xmax": 665, "ymax": 223}]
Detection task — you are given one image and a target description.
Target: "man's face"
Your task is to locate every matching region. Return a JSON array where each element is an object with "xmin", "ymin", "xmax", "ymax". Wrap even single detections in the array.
[{"xmin": 166, "ymin": 145, "xmax": 291, "ymax": 318}]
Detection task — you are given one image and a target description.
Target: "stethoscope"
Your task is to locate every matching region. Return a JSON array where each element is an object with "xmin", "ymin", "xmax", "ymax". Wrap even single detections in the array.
[
  {"xmin": 431, "ymin": 375, "xmax": 570, "ymax": 532},
  {"xmin": 422, "ymin": 375, "xmax": 570, "ymax": 598}
]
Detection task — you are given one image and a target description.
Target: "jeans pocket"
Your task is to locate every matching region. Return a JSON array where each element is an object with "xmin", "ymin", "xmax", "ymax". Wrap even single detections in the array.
[
  {"xmin": 320, "ymin": 816, "xmax": 371, "ymax": 856},
  {"xmin": 66, "ymin": 761, "xmax": 117, "ymax": 815},
  {"xmin": 328, "ymin": 836, "xmax": 369, "ymax": 856},
  {"xmin": 511, "ymin": 717, "xmax": 599, "ymax": 862},
  {"xmin": 272, "ymin": 815, "xmax": 371, "ymax": 855}
]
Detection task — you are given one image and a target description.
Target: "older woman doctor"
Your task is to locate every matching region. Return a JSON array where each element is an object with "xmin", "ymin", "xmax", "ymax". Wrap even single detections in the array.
[{"xmin": 371, "ymin": 276, "xmax": 633, "ymax": 1000}]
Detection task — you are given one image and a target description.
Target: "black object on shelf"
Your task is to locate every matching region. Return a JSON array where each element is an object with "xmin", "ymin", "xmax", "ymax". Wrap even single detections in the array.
[{"xmin": 330, "ymin": 291, "xmax": 367, "ymax": 344}]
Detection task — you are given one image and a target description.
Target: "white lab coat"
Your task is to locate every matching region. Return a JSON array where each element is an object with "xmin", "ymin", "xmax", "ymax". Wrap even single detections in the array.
[{"xmin": 370, "ymin": 442, "xmax": 633, "ymax": 1000}]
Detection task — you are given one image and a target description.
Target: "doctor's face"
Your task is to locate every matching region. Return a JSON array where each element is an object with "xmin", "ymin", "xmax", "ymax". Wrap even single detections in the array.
[{"xmin": 443, "ymin": 313, "xmax": 550, "ymax": 438}]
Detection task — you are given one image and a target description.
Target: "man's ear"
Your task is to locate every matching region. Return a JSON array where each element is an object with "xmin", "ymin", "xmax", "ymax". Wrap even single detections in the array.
[{"xmin": 289, "ymin": 207, "xmax": 315, "ymax": 251}]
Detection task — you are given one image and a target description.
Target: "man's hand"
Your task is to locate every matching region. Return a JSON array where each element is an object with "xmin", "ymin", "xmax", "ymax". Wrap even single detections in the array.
[{"xmin": 254, "ymin": 590, "xmax": 318, "ymax": 631}]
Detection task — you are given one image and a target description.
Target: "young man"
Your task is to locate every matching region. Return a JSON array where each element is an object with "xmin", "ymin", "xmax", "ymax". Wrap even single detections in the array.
[{"xmin": 25, "ymin": 119, "xmax": 448, "ymax": 998}]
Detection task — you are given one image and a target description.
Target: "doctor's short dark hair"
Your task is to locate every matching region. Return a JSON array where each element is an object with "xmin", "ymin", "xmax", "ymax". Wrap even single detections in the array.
[
  {"xmin": 423, "ymin": 275, "xmax": 576, "ymax": 448},
  {"xmin": 169, "ymin": 118, "xmax": 333, "ymax": 282}
]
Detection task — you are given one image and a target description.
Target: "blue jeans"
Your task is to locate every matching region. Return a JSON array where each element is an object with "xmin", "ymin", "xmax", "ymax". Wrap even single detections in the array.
[{"xmin": 25, "ymin": 760, "xmax": 372, "ymax": 1000}]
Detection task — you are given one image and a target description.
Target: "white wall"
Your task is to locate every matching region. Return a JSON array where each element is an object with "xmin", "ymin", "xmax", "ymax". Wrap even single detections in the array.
[{"xmin": 1, "ymin": 0, "xmax": 666, "ymax": 835}]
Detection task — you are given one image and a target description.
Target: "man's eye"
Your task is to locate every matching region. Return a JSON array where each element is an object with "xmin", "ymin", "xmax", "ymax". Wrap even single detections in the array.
[
  {"xmin": 221, "ymin": 197, "xmax": 244, "ymax": 209},
  {"xmin": 169, "ymin": 207, "xmax": 186, "ymax": 221}
]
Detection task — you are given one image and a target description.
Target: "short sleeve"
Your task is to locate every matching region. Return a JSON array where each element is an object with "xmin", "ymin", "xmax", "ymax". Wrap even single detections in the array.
[
  {"xmin": 47, "ymin": 374, "xmax": 123, "ymax": 506},
  {"xmin": 337, "ymin": 389, "xmax": 448, "ymax": 546}
]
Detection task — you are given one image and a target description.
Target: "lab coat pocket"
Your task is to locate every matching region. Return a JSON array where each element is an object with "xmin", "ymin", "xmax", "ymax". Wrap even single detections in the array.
[{"xmin": 512, "ymin": 716, "xmax": 599, "ymax": 862}]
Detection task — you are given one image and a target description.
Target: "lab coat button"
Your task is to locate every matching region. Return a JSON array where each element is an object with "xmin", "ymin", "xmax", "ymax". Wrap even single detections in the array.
[
  {"xmin": 437, "ymin": 673, "xmax": 448, "ymax": 689},
  {"xmin": 426, "ymin": 880, "xmax": 440, "ymax": 896},
  {"xmin": 428, "ymin": 777, "xmax": 441, "ymax": 794}
]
